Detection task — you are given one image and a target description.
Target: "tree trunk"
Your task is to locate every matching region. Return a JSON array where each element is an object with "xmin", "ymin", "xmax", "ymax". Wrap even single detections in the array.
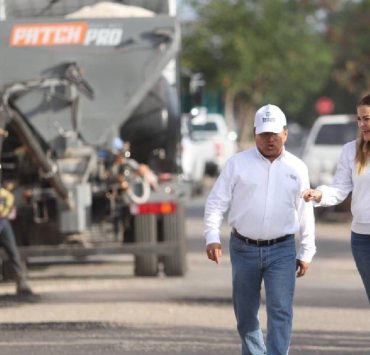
[
  {"xmin": 234, "ymin": 96, "xmax": 255, "ymax": 150},
  {"xmin": 224, "ymin": 89, "xmax": 236, "ymax": 131}
]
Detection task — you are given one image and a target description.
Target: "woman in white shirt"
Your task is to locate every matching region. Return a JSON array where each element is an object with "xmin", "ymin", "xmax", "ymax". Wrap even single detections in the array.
[{"xmin": 303, "ymin": 93, "xmax": 370, "ymax": 302}]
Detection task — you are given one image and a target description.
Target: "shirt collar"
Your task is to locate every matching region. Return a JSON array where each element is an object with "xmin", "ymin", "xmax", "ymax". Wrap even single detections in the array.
[{"xmin": 254, "ymin": 146, "xmax": 286, "ymax": 162}]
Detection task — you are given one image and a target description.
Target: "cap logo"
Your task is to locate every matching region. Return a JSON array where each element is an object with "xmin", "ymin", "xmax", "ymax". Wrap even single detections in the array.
[{"xmin": 262, "ymin": 110, "xmax": 276, "ymax": 123}]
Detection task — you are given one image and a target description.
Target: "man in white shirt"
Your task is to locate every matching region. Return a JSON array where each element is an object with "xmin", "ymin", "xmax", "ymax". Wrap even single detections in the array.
[{"xmin": 203, "ymin": 104, "xmax": 316, "ymax": 355}]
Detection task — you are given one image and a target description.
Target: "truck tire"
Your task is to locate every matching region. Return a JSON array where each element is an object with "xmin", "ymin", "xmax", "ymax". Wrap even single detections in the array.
[
  {"xmin": 134, "ymin": 214, "xmax": 158, "ymax": 276},
  {"xmin": 162, "ymin": 203, "xmax": 186, "ymax": 276}
]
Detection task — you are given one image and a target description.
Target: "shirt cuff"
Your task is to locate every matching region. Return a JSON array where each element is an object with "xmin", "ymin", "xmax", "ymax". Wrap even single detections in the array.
[
  {"xmin": 315, "ymin": 185, "xmax": 328, "ymax": 206},
  {"xmin": 205, "ymin": 230, "xmax": 221, "ymax": 245},
  {"xmin": 297, "ymin": 247, "xmax": 316, "ymax": 263}
]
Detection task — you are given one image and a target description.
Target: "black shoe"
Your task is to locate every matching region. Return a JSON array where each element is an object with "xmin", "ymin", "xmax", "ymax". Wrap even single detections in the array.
[
  {"xmin": 16, "ymin": 279, "xmax": 34, "ymax": 296},
  {"xmin": 17, "ymin": 286, "xmax": 34, "ymax": 297}
]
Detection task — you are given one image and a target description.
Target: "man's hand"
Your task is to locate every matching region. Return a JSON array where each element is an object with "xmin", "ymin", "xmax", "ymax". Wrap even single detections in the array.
[
  {"xmin": 138, "ymin": 164, "xmax": 159, "ymax": 190},
  {"xmin": 296, "ymin": 259, "xmax": 310, "ymax": 278},
  {"xmin": 301, "ymin": 189, "xmax": 322, "ymax": 203},
  {"xmin": 206, "ymin": 243, "xmax": 222, "ymax": 264}
]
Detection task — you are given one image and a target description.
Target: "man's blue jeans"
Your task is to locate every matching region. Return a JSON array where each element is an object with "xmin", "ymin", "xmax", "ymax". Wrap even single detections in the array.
[
  {"xmin": 351, "ymin": 231, "xmax": 370, "ymax": 303},
  {"xmin": 229, "ymin": 233, "xmax": 296, "ymax": 355}
]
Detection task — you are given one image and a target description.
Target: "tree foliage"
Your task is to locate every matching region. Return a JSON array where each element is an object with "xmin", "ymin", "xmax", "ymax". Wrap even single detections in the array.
[
  {"xmin": 181, "ymin": 0, "xmax": 334, "ymax": 141},
  {"xmin": 326, "ymin": 0, "xmax": 370, "ymax": 99}
]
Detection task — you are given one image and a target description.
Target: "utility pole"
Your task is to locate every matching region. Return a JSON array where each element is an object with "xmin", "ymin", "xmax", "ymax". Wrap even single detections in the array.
[{"xmin": 0, "ymin": 0, "xmax": 5, "ymax": 21}]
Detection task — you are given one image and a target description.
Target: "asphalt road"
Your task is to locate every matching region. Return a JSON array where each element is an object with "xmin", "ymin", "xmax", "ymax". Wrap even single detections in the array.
[{"xmin": 0, "ymin": 185, "xmax": 368, "ymax": 355}]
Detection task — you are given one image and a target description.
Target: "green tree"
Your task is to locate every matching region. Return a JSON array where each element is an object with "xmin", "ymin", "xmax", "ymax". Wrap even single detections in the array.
[
  {"xmin": 181, "ymin": 0, "xmax": 333, "ymax": 145},
  {"xmin": 325, "ymin": 0, "xmax": 370, "ymax": 109}
]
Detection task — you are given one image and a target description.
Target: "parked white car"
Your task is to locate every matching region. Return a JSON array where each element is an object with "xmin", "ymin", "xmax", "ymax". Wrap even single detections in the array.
[{"xmin": 181, "ymin": 109, "xmax": 237, "ymax": 194}]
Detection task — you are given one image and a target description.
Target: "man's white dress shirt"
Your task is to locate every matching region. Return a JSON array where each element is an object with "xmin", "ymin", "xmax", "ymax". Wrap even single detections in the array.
[
  {"xmin": 317, "ymin": 140, "xmax": 370, "ymax": 235},
  {"xmin": 204, "ymin": 147, "xmax": 316, "ymax": 262}
]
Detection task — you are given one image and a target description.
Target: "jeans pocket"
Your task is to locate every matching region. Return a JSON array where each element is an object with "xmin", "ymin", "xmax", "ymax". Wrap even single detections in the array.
[
  {"xmin": 275, "ymin": 237, "xmax": 296, "ymax": 257},
  {"xmin": 230, "ymin": 233, "xmax": 247, "ymax": 252}
]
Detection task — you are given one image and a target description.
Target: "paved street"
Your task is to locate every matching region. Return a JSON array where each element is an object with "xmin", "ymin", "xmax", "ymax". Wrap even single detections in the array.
[{"xmin": 0, "ymin": 187, "xmax": 368, "ymax": 354}]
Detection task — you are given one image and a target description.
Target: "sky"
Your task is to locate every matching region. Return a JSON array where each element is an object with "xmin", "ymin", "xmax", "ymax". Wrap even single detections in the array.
[{"xmin": 177, "ymin": 0, "xmax": 196, "ymax": 21}]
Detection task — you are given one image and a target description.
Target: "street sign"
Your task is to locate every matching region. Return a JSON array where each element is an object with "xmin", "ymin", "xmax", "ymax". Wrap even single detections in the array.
[{"xmin": 315, "ymin": 96, "xmax": 334, "ymax": 115}]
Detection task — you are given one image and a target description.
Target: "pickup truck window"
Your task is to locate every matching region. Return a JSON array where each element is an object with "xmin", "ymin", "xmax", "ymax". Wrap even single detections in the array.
[
  {"xmin": 192, "ymin": 122, "xmax": 218, "ymax": 132},
  {"xmin": 314, "ymin": 122, "xmax": 357, "ymax": 145}
]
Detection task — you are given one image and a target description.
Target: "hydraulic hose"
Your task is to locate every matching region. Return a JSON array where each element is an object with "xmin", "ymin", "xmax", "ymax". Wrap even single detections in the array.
[{"xmin": 7, "ymin": 101, "xmax": 70, "ymax": 204}]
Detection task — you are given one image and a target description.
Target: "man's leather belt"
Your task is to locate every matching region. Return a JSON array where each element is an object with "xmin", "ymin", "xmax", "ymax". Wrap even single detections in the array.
[{"xmin": 232, "ymin": 228, "xmax": 293, "ymax": 247}]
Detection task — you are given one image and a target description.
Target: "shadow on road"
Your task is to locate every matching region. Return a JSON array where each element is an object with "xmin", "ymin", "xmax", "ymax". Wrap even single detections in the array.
[
  {"xmin": 0, "ymin": 322, "xmax": 368, "ymax": 355},
  {"xmin": 290, "ymin": 329, "xmax": 370, "ymax": 354},
  {"xmin": 0, "ymin": 287, "xmax": 366, "ymax": 311},
  {"xmin": 314, "ymin": 238, "xmax": 352, "ymax": 259}
]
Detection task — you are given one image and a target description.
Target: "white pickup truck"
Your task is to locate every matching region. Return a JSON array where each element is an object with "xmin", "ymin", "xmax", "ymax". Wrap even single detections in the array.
[
  {"xmin": 181, "ymin": 109, "xmax": 237, "ymax": 194},
  {"xmin": 302, "ymin": 114, "xmax": 357, "ymax": 187},
  {"xmin": 301, "ymin": 114, "xmax": 357, "ymax": 216}
]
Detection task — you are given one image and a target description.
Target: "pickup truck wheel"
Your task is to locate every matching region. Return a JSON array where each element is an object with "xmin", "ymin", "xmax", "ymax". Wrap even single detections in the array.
[
  {"xmin": 191, "ymin": 181, "xmax": 204, "ymax": 196},
  {"xmin": 162, "ymin": 203, "xmax": 186, "ymax": 276},
  {"xmin": 134, "ymin": 214, "xmax": 158, "ymax": 276},
  {"xmin": 314, "ymin": 206, "xmax": 330, "ymax": 220}
]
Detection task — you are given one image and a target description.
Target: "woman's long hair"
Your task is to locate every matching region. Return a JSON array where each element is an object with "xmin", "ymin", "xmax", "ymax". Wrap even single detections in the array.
[{"xmin": 356, "ymin": 94, "xmax": 370, "ymax": 175}]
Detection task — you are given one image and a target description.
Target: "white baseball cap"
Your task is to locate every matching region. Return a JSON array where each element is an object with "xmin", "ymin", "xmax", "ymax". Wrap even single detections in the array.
[{"xmin": 254, "ymin": 104, "xmax": 287, "ymax": 134}]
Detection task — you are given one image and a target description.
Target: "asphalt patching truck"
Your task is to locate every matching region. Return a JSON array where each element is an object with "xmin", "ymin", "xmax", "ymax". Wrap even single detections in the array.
[{"xmin": 0, "ymin": 0, "xmax": 188, "ymax": 278}]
